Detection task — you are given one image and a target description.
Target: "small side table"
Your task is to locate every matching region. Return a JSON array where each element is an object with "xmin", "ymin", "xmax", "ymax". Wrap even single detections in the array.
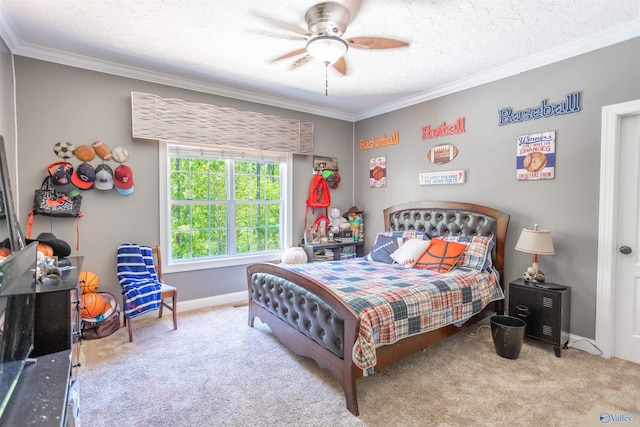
[
  {"xmin": 508, "ymin": 278, "xmax": 571, "ymax": 357},
  {"xmin": 302, "ymin": 241, "xmax": 365, "ymax": 262}
]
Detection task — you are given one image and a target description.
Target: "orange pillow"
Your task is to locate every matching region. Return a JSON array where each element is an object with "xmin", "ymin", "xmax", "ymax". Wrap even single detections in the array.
[{"xmin": 414, "ymin": 238, "xmax": 467, "ymax": 273}]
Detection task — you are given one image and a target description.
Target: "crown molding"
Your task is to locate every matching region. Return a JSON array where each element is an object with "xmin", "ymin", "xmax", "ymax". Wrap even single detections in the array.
[
  {"xmin": 354, "ymin": 21, "xmax": 640, "ymax": 121},
  {"xmin": 10, "ymin": 41, "xmax": 357, "ymax": 121}
]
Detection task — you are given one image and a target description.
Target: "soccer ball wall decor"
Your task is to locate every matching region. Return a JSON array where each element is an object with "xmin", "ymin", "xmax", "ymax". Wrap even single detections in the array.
[{"xmin": 53, "ymin": 141, "xmax": 75, "ymax": 159}]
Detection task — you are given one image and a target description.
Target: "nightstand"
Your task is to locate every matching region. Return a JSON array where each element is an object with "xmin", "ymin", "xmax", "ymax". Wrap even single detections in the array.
[
  {"xmin": 302, "ymin": 241, "xmax": 364, "ymax": 262},
  {"xmin": 508, "ymin": 278, "xmax": 571, "ymax": 357}
]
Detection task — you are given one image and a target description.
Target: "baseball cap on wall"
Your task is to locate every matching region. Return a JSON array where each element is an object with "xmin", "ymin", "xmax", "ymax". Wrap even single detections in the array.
[
  {"xmin": 51, "ymin": 164, "xmax": 77, "ymax": 193},
  {"xmin": 94, "ymin": 164, "xmax": 114, "ymax": 191},
  {"xmin": 113, "ymin": 164, "xmax": 134, "ymax": 196},
  {"xmin": 71, "ymin": 162, "xmax": 96, "ymax": 190}
]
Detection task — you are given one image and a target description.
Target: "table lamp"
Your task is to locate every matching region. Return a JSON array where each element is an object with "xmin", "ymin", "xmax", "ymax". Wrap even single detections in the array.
[{"xmin": 515, "ymin": 224, "xmax": 555, "ymax": 282}]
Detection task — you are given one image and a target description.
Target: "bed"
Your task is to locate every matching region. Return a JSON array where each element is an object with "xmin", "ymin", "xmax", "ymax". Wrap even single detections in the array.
[{"xmin": 247, "ymin": 201, "xmax": 510, "ymax": 415}]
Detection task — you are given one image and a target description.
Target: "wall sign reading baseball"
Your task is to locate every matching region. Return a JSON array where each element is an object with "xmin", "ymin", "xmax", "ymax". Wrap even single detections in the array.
[
  {"xmin": 516, "ymin": 130, "xmax": 555, "ymax": 181},
  {"xmin": 369, "ymin": 156, "xmax": 387, "ymax": 188},
  {"xmin": 419, "ymin": 170, "xmax": 465, "ymax": 185},
  {"xmin": 359, "ymin": 131, "xmax": 399, "ymax": 151},
  {"xmin": 427, "ymin": 144, "xmax": 458, "ymax": 165},
  {"xmin": 498, "ymin": 92, "xmax": 581, "ymax": 126},
  {"xmin": 421, "ymin": 117, "xmax": 465, "ymax": 140}
]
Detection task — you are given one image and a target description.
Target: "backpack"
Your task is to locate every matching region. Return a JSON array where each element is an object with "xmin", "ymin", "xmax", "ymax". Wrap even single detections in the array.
[
  {"xmin": 305, "ymin": 172, "xmax": 331, "ymax": 235},
  {"xmin": 306, "ymin": 171, "xmax": 331, "ymax": 209}
]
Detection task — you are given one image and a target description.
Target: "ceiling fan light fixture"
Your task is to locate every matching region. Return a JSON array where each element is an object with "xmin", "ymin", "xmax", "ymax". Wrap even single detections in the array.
[{"xmin": 306, "ymin": 35, "xmax": 348, "ymax": 65}]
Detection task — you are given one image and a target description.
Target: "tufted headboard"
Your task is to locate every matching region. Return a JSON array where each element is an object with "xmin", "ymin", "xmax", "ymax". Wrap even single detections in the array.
[{"xmin": 383, "ymin": 201, "xmax": 510, "ymax": 283}]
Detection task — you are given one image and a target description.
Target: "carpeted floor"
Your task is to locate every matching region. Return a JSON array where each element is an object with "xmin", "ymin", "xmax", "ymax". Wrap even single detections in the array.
[{"xmin": 78, "ymin": 304, "xmax": 640, "ymax": 427}]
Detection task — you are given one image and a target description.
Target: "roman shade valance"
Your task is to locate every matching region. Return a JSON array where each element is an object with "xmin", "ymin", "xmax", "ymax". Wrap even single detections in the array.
[{"xmin": 131, "ymin": 92, "xmax": 313, "ymax": 155}]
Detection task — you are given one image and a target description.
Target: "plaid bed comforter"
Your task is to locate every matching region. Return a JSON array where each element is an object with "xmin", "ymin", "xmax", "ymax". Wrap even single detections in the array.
[{"xmin": 282, "ymin": 259, "xmax": 504, "ymax": 374}]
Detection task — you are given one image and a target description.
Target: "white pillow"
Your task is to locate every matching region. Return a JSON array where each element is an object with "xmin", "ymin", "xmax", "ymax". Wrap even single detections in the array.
[{"xmin": 391, "ymin": 238, "xmax": 431, "ymax": 268}]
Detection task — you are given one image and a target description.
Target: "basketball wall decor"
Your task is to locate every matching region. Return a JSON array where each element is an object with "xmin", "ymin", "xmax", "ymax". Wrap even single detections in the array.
[
  {"xmin": 427, "ymin": 144, "xmax": 458, "ymax": 165},
  {"xmin": 369, "ymin": 156, "xmax": 387, "ymax": 188}
]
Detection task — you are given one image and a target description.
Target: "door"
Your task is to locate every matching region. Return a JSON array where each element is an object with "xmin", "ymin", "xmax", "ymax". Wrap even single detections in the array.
[{"xmin": 614, "ymin": 113, "xmax": 640, "ymax": 363}]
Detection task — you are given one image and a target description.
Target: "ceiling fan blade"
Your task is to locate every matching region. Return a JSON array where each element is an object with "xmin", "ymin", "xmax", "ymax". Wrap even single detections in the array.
[
  {"xmin": 347, "ymin": 37, "xmax": 409, "ymax": 49},
  {"xmin": 291, "ymin": 55, "xmax": 312, "ymax": 70},
  {"xmin": 271, "ymin": 47, "xmax": 308, "ymax": 62},
  {"xmin": 333, "ymin": 57, "xmax": 347, "ymax": 75},
  {"xmin": 255, "ymin": 30, "xmax": 307, "ymax": 42},
  {"xmin": 250, "ymin": 10, "xmax": 309, "ymax": 37}
]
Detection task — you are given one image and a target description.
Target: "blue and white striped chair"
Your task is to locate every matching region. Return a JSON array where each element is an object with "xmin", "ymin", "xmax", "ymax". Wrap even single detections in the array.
[{"xmin": 117, "ymin": 244, "xmax": 178, "ymax": 342}]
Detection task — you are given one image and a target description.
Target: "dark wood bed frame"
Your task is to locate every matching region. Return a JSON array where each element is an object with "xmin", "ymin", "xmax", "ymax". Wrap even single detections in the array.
[{"xmin": 247, "ymin": 201, "xmax": 510, "ymax": 415}]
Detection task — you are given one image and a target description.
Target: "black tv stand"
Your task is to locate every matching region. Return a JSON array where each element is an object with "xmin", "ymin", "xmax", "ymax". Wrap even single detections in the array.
[
  {"xmin": 1, "ymin": 350, "xmax": 72, "ymax": 426},
  {"xmin": 1, "ymin": 256, "xmax": 83, "ymax": 426}
]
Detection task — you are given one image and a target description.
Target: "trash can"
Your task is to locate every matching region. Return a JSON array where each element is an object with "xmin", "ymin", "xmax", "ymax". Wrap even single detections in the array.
[{"xmin": 490, "ymin": 315, "xmax": 526, "ymax": 359}]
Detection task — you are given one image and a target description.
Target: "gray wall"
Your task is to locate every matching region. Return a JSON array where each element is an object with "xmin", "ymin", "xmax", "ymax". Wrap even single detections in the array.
[
  {"xmin": 11, "ymin": 57, "xmax": 354, "ymax": 302},
  {"xmin": 4, "ymin": 37, "xmax": 640, "ymax": 339},
  {"xmin": 354, "ymin": 37, "xmax": 640, "ymax": 339}
]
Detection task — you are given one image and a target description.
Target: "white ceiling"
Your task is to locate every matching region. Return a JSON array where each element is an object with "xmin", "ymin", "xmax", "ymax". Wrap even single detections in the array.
[{"xmin": 0, "ymin": 0, "xmax": 638, "ymax": 121}]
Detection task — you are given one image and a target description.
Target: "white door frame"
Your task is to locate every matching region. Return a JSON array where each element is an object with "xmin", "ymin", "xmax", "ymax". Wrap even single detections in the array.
[{"xmin": 596, "ymin": 99, "xmax": 640, "ymax": 358}]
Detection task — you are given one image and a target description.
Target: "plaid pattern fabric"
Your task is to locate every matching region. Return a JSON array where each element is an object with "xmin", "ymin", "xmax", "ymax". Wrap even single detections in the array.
[
  {"xmin": 283, "ymin": 258, "xmax": 504, "ymax": 375},
  {"xmin": 440, "ymin": 235, "xmax": 494, "ymax": 270}
]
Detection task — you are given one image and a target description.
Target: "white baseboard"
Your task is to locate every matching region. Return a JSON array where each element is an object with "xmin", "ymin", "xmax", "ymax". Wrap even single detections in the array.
[
  {"xmin": 176, "ymin": 291, "xmax": 247, "ymax": 313},
  {"xmin": 121, "ymin": 291, "xmax": 247, "ymax": 321}
]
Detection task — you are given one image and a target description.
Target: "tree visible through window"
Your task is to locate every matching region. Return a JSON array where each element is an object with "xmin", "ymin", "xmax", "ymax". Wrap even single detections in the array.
[{"xmin": 167, "ymin": 145, "xmax": 284, "ymax": 263}]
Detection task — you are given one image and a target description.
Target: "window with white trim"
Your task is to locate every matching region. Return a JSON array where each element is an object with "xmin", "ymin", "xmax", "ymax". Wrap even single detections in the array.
[{"xmin": 160, "ymin": 142, "xmax": 291, "ymax": 271}]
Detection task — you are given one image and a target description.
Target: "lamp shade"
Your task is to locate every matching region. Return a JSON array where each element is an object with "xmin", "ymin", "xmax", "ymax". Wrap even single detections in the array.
[
  {"xmin": 306, "ymin": 35, "xmax": 348, "ymax": 65},
  {"xmin": 515, "ymin": 226, "xmax": 555, "ymax": 255}
]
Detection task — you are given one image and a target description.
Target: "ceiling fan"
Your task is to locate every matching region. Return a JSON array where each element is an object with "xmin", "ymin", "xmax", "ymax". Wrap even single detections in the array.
[{"xmin": 257, "ymin": 1, "xmax": 410, "ymax": 76}]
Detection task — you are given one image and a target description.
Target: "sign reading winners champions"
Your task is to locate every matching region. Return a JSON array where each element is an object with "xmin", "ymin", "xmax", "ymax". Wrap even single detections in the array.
[{"xmin": 516, "ymin": 131, "xmax": 556, "ymax": 181}]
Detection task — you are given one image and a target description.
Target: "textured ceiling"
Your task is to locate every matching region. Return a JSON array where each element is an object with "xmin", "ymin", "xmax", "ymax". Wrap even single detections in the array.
[{"xmin": 0, "ymin": 0, "xmax": 638, "ymax": 121}]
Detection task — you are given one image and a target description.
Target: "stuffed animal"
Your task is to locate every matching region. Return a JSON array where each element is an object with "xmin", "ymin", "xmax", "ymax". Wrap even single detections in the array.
[
  {"xmin": 328, "ymin": 207, "xmax": 350, "ymax": 234},
  {"xmin": 523, "ymin": 268, "xmax": 546, "ymax": 283}
]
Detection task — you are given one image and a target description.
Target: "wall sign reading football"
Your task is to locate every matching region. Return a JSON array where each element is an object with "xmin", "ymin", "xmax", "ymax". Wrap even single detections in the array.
[
  {"xmin": 421, "ymin": 117, "xmax": 465, "ymax": 140},
  {"xmin": 427, "ymin": 144, "xmax": 458, "ymax": 165}
]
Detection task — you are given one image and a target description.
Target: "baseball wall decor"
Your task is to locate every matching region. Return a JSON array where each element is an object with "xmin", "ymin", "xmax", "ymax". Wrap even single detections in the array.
[
  {"xmin": 498, "ymin": 92, "xmax": 581, "ymax": 126},
  {"xmin": 516, "ymin": 130, "xmax": 556, "ymax": 180}
]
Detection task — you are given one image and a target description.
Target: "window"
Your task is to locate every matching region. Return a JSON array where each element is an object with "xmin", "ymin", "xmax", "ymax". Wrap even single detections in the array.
[{"xmin": 160, "ymin": 142, "xmax": 292, "ymax": 271}]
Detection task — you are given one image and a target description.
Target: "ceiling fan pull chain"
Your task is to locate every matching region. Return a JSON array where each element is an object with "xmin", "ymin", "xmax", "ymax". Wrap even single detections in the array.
[{"xmin": 325, "ymin": 62, "xmax": 329, "ymax": 96}]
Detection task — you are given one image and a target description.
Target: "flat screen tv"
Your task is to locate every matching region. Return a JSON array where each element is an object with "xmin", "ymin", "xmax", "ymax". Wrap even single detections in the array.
[{"xmin": 0, "ymin": 135, "xmax": 32, "ymax": 417}]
